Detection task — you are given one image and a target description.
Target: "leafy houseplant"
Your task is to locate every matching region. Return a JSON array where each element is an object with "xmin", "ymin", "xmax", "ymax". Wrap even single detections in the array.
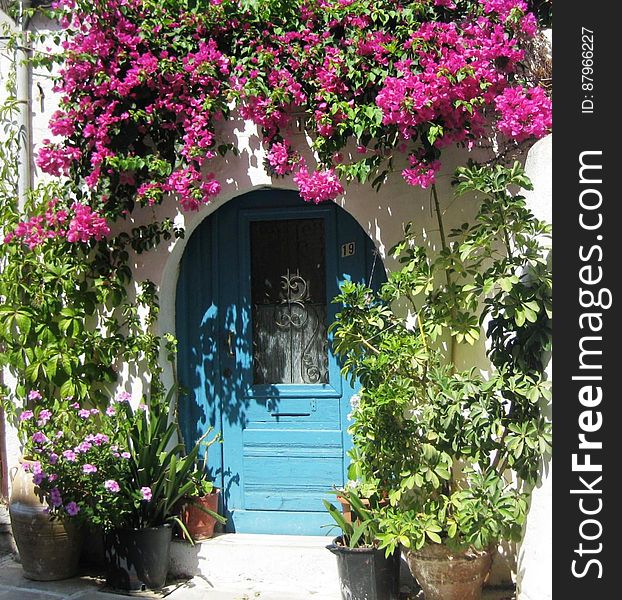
[
  {"xmin": 330, "ymin": 163, "xmax": 551, "ymax": 600},
  {"xmin": 177, "ymin": 427, "xmax": 226, "ymax": 541},
  {"xmin": 324, "ymin": 488, "xmax": 399, "ymax": 600}
]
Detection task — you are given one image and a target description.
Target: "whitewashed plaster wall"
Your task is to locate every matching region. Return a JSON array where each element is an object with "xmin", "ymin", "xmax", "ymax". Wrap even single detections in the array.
[
  {"xmin": 516, "ymin": 135, "xmax": 552, "ymax": 600},
  {"xmin": 1, "ymin": 17, "xmax": 552, "ymax": 595}
]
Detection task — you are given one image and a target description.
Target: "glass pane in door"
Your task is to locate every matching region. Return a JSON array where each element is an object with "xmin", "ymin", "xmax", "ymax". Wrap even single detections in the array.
[{"xmin": 250, "ymin": 218, "xmax": 328, "ymax": 384}]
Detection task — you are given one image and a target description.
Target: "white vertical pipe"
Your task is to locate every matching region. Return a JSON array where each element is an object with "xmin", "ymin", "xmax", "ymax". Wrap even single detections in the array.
[{"xmin": 15, "ymin": 0, "xmax": 31, "ymax": 209}]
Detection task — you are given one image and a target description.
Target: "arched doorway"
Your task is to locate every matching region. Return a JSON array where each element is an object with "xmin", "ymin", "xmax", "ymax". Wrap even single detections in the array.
[{"xmin": 176, "ymin": 189, "xmax": 383, "ymax": 535}]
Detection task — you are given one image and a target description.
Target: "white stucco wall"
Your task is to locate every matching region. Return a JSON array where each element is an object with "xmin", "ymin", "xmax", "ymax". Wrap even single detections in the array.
[
  {"xmin": 1, "ymin": 17, "xmax": 552, "ymax": 593},
  {"xmin": 516, "ymin": 134, "xmax": 552, "ymax": 600}
]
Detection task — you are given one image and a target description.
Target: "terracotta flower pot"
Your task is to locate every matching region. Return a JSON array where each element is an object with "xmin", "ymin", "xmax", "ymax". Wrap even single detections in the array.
[
  {"xmin": 9, "ymin": 459, "xmax": 84, "ymax": 581},
  {"xmin": 406, "ymin": 543, "xmax": 493, "ymax": 600},
  {"xmin": 336, "ymin": 495, "xmax": 357, "ymax": 524},
  {"xmin": 178, "ymin": 489, "xmax": 221, "ymax": 541},
  {"xmin": 337, "ymin": 494, "xmax": 387, "ymax": 524}
]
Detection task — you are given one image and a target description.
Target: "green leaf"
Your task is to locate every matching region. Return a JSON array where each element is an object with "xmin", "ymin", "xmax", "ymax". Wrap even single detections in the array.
[{"xmin": 426, "ymin": 530, "xmax": 442, "ymax": 544}]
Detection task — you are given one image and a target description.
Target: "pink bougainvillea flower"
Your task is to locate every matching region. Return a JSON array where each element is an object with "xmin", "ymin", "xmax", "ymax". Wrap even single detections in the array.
[
  {"xmin": 141, "ymin": 486, "xmax": 153, "ymax": 502},
  {"xmin": 402, "ymin": 156, "xmax": 442, "ymax": 189},
  {"xmin": 481, "ymin": 0, "xmax": 528, "ymax": 22},
  {"xmin": 267, "ymin": 141, "xmax": 295, "ymax": 176},
  {"xmin": 28, "ymin": 390, "xmax": 43, "ymax": 401},
  {"xmin": 294, "ymin": 165, "xmax": 344, "ymax": 204},
  {"xmin": 65, "ymin": 203, "xmax": 110, "ymax": 243},
  {"xmin": 20, "ymin": 0, "xmax": 548, "ymax": 244},
  {"xmin": 36, "ymin": 142, "xmax": 82, "ymax": 177},
  {"xmin": 82, "ymin": 463, "xmax": 97, "ymax": 474},
  {"xmin": 495, "ymin": 85, "xmax": 552, "ymax": 142}
]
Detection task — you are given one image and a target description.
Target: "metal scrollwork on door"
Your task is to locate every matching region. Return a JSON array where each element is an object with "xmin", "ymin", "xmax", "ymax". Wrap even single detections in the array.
[
  {"xmin": 274, "ymin": 269, "xmax": 310, "ymax": 329},
  {"xmin": 250, "ymin": 219, "xmax": 329, "ymax": 385}
]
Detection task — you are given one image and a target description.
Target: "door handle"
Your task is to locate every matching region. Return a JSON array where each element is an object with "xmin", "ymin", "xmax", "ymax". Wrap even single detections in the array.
[
  {"xmin": 271, "ymin": 412, "xmax": 311, "ymax": 417},
  {"xmin": 226, "ymin": 331, "xmax": 235, "ymax": 357}
]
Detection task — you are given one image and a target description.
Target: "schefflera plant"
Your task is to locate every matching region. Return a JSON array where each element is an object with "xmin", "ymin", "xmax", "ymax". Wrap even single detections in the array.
[{"xmin": 330, "ymin": 162, "xmax": 552, "ymax": 554}]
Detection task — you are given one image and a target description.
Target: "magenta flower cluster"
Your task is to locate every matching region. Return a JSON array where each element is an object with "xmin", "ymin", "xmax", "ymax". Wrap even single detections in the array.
[
  {"xmin": 4, "ymin": 200, "xmax": 109, "ymax": 248},
  {"xmin": 267, "ymin": 141, "xmax": 296, "ymax": 177},
  {"xmin": 402, "ymin": 156, "xmax": 442, "ymax": 190},
  {"xmin": 5, "ymin": 0, "xmax": 551, "ymax": 246},
  {"xmin": 494, "ymin": 86, "xmax": 552, "ymax": 143},
  {"xmin": 294, "ymin": 165, "xmax": 344, "ymax": 204}
]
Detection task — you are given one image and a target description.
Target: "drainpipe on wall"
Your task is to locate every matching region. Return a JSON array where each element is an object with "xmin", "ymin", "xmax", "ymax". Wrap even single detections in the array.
[
  {"xmin": 16, "ymin": 0, "xmax": 32, "ymax": 209},
  {"xmin": 0, "ymin": 0, "xmax": 32, "ymax": 498}
]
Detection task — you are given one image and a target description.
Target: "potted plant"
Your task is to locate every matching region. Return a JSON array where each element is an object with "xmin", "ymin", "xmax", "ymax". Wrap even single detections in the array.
[
  {"xmin": 176, "ymin": 427, "xmax": 226, "ymax": 541},
  {"xmin": 7, "ymin": 392, "xmax": 104, "ymax": 581},
  {"xmin": 324, "ymin": 487, "xmax": 399, "ymax": 600},
  {"xmin": 13, "ymin": 386, "xmax": 204, "ymax": 591},
  {"xmin": 100, "ymin": 387, "xmax": 202, "ymax": 592},
  {"xmin": 331, "ymin": 163, "xmax": 552, "ymax": 600},
  {"xmin": 9, "ymin": 460, "xmax": 85, "ymax": 581}
]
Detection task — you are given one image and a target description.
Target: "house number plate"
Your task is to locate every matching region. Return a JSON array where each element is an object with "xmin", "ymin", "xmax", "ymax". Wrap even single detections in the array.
[{"xmin": 341, "ymin": 242, "xmax": 356, "ymax": 257}]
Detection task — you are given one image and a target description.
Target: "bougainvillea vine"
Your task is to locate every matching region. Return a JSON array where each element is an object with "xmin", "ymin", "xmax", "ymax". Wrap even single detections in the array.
[{"xmin": 6, "ymin": 0, "xmax": 552, "ymax": 247}]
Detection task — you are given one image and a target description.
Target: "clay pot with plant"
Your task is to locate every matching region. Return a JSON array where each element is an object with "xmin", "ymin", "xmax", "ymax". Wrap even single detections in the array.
[
  {"xmin": 6, "ymin": 391, "xmax": 93, "ymax": 582},
  {"xmin": 176, "ymin": 427, "xmax": 226, "ymax": 541},
  {"xmin": 330, "ymin": 163, "xmax": 552, "ymax": 600}
]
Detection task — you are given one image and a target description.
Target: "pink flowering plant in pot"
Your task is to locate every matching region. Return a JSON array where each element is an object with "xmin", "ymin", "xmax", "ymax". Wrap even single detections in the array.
[
  {"xmin": 18, "ymin": 393, "xmax": 139, "ymax": 531},
  {"xmin": 17, "ymin": 385, "xmax": 211, "ymax": 589},
  {"xmin": 18, "ymin": 387, "xmax": 201, "ymax": 536}
]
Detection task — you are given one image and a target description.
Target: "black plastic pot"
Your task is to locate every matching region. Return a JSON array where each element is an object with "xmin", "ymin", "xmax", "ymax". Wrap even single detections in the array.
[
  {"xmin": 104, "ymin": 524, "xmax": 172, "ymax": 591},
  {"xmin": 327, "ymin": 537, "xmax": 400, "ymax": 600}
]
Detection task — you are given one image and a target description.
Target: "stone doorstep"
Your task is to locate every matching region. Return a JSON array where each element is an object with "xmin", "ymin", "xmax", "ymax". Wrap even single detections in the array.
[
  {"xmin": 167, "ymin": 534, "xmax": 514, "ymax": 599},
  {"xmin": 168, "ymin": 533, "xmax": 343, "ymax": 597}
]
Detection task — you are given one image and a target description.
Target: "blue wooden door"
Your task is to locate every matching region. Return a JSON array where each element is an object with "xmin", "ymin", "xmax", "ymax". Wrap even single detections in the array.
[{"xmin": 176, "ymin": 190, "xmax": 381, "ymax": 535}]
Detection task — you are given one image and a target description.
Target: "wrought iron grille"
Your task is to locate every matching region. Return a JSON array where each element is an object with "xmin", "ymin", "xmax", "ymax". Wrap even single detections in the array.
[{"xmin": 250, "ymin": 219, "xmax": 329, "ymax": 385}]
